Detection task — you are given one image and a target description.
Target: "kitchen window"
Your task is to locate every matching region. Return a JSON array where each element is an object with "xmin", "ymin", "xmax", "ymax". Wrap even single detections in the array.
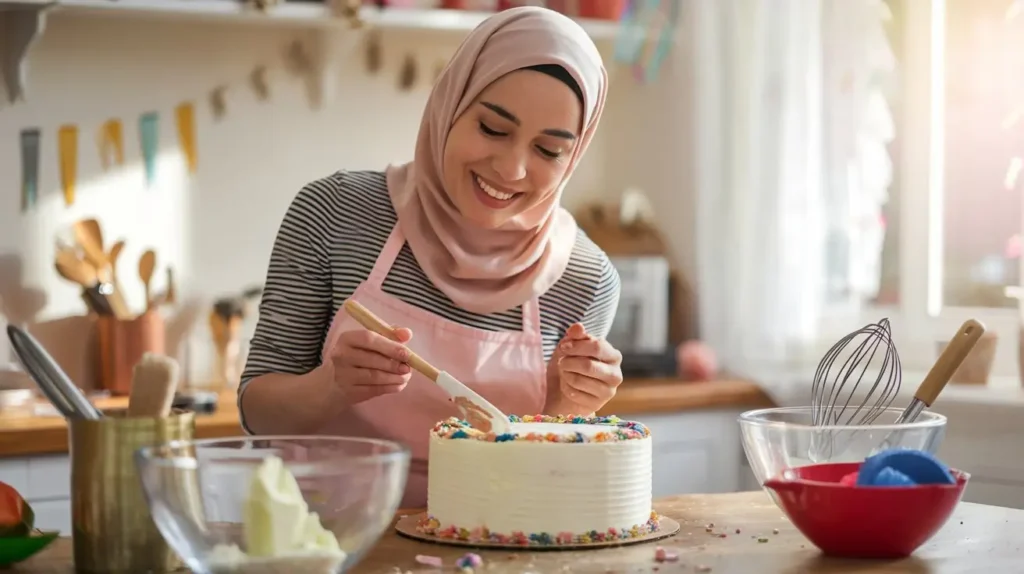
[{"xmin": 819, "ymin": 0, "xmax": 1024, "ymax": 378}]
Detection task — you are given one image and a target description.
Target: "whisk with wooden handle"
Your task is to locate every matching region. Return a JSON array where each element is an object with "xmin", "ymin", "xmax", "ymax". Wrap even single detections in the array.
[{"xmin": 809, "ymin": 318, "xmax": 902, "ymax": 462}]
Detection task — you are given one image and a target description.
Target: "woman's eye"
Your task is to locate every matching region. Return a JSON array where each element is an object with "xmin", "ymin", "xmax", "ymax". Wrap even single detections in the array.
[
  {"xmin": 536, "ymin": 146, "xmax": 561, "ymax": 159},
  {"xmin": 479, "ymin": 121, "xmax": 506, "ymax": 137}
]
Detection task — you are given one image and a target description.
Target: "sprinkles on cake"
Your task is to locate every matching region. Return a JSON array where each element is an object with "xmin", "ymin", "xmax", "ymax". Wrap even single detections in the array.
[
  {"xmin": 430, "ymin": 414, "xmax": 651, "ymax": 443},
  {"xmin": 415, "ymin": 511, "xmax": 662, "ymax": 547}
]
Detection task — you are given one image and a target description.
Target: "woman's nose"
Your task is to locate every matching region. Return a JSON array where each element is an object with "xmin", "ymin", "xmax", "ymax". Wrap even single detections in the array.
[{"xmin": 492, "ymin": 149, "xmax": 527, "ymax": 182}]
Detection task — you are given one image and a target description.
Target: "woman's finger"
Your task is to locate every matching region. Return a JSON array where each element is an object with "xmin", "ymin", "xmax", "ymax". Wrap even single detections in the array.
[
  {"xmin": 560, "ymin": 338, "xmax": 622, "ymax": 364},
  {"xmin": 352, "ymin": 368, "xmax": 410, "ymax": 387},
  {"xmin": 344, "ymin": 348, "xmax": 411, "ymax": 374},
  {"xmin": 559, "ymin": 356, "xmax": 615, "ymax": 381},
  {"xmin": 561, "ymin": 372, "xmax": 614, "ymax": 402},
  {"xmin": 345, "ymin": 330, "xmax": 410, "ymax": 362}
]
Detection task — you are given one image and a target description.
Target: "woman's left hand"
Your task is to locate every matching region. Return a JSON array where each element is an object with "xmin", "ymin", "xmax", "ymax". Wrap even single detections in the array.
[{"xmin": 545, "ymin": 323, "xmax": 624, "ymax": 415}]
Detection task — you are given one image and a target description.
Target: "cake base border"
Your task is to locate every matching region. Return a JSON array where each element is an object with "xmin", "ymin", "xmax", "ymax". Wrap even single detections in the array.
[{"xmin": 394, "ymin": 513, "xmax": 680, "ymax": 551}]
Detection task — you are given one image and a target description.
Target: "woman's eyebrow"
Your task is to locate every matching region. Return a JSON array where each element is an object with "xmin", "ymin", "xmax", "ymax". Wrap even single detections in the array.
[{"xmin": 479, "ymin": 101, "xmax": 578, "ymax": 141}]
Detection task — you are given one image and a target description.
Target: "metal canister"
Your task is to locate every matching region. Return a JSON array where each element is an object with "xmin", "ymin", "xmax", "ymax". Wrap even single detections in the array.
[{"xmin": 70, "ymin": 409, "xmax": 194, "ymax": 573}]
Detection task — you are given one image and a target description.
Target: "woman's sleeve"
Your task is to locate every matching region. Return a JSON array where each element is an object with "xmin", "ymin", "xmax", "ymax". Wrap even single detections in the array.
[
  {"xmin": 237, "ymin": 182, "xmax": 335, "ymax": 431},
  {"xmin": 579, "ymin": 256, "xmax": 621, "ymax": 340}
]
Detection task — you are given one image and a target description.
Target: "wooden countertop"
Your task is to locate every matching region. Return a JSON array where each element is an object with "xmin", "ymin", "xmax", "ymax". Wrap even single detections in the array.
[
  {"xmin": 0, "ymin": 378, "xmax": 772, "ymax": 458},
  {"xmin": 12, "ymin": 492, "xmax": 1023, "ymax": 572}
]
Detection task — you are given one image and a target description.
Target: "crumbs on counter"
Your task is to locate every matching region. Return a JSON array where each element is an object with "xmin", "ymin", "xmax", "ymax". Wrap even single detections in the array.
[{"xmin": 653, "ymin": 546, "xmax": 679, "ymax": 563}]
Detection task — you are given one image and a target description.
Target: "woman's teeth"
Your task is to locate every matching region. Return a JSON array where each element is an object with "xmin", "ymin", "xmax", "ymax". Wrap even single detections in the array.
[{"xmin": 476, "ymin": 175, "xmax": 516, "ymax": 201}]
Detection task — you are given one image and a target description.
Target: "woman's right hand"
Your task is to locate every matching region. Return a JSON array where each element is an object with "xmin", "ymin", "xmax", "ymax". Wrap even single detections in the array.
[{"xmin": 323, "ymin": 328, "xmax": 414, "ymax": 405}]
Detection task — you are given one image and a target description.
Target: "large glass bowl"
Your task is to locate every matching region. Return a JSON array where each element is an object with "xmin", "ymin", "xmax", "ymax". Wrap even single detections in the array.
[
  {"xmin": 739, "ymin": 406, "xmax": 948, "ymax": 487},
  {"xmin": 135, "ymin": 436, "xmax": 410, "ymax": 574}
]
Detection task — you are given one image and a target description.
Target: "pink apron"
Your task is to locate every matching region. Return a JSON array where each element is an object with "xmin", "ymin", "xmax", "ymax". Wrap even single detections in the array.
[{"xmin": 319, "ymin": 224, "xmax": 548, "ymax": 507}]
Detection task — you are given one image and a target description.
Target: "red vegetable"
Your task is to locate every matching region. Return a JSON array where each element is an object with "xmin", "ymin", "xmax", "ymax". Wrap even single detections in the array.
[{"xmin": 0, "ymin": 482, "xmax": 34, "ymax": 537}]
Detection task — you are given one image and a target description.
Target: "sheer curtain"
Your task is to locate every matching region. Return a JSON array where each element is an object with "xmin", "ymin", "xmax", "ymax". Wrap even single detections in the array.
[{"xmin": 691, "ymin": 0, "xmax": 894, "ymax": 378}]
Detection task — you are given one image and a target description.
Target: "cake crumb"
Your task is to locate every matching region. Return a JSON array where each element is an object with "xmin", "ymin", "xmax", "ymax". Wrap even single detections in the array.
[
  {"xmin": 654, "ymin": 546, "xmax": 679, "ymax": 562},
  {"xmin": 734, "ymin": 528, "xmax": 741, "ymax": 534},
  {"xmin": 415, "ymin": 554, "xmax": 443, "ymax": 567},
  {"xmin": 696, "ymin": 566, "xmax": 712, "ymax": 572},
  {"xmin": 758, "ymin": 537, "xmax": 769, "ymax": 543},
  {"xmin": 772, "ymin": 528, "xmax": 779, "ymax": 535}
]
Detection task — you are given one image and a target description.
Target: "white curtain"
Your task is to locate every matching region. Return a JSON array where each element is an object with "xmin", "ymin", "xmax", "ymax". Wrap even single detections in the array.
[{"xmin": 692, "ymin": 0, "xmax": 894, "ymax": 376}]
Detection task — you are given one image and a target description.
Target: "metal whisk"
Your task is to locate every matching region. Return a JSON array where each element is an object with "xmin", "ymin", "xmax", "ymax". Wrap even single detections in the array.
[{"xmin": 809, "ymin": 318, "xmax": 902, "ymax": 460}]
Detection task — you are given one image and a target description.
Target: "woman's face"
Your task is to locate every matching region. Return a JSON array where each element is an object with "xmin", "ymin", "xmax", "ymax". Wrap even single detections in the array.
[{"xmin": 442, "ymin": 69, "xmax": 583, "ymax": 229}]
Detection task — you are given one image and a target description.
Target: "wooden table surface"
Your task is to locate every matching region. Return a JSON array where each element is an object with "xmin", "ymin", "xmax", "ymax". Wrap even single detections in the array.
[
  {"xmin": 0, "ymin": 379, "xmax": 772, "ymax": 458},
  {"xmin": 11, "ymin": 491, "xmax": 1021, "ymax": 573}
]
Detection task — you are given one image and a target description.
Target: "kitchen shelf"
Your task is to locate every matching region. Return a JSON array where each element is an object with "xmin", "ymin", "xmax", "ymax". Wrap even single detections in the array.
[{"xmin": 0, "ymin": 1, "xmax": 620, "ymax": 105}]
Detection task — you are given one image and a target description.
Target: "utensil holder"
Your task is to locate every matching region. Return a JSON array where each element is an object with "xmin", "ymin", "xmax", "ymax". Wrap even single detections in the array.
[
  {"xmin": 70, "ymin": 409, "xmax": 194, "ymax": 573},
  {"xmin": 96, "ymin": 311, "xmax": 165, "ymax": 395}
]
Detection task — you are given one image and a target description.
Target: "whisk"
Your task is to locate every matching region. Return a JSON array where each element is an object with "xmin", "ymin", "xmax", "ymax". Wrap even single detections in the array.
[{"xmin": 809, "ymin": 318, "xmax": 902, "ymax": 460}]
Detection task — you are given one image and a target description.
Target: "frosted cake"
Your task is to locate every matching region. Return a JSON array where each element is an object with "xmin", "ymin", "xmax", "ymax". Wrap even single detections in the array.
[{"xmin": 419, "ymin": 414, "xmax": 658, "ymax": 546}]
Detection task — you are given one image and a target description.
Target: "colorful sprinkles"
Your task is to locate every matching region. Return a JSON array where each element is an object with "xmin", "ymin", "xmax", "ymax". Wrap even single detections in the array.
[
  {"xmin": 430, "ymin": 414, "xmax": 651, "ymax": 443},
  {"xmin": 415, "ymin": 511, "xmax": 661, "ymax": 547}
]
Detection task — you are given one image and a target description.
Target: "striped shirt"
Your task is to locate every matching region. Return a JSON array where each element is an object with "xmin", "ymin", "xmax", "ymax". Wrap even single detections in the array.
[{"xmin": 239, "ymin": 170, "xmax": 620, "ymax": 416}]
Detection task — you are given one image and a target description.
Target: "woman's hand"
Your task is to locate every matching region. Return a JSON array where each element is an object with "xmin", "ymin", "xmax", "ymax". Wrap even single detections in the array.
[
  {"xmin": 545, "ymin": 323, "xmax": 624, "ymax": 416},
  {"xmin": 323, "ymin": 327, "xmax": 414, "ymax": 405}
]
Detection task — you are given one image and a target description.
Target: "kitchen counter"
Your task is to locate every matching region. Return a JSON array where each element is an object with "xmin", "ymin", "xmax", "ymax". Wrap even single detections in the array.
[
  {"xmin": 14, "ymin": 491, "xmax": 1022, "ymax": 572},
  {"xmin": 0, "ymin": 378, "xmax": 772, "ymax": 458}
]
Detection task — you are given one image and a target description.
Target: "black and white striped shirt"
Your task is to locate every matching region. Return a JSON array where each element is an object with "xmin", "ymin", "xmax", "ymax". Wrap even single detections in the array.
[{"xmin": 239, "ymin": 170, "xmax": 621, "ymax": 401}]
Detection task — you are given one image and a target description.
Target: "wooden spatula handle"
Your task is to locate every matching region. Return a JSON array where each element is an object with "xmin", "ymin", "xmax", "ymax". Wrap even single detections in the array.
[
  {"xmin": 342, "ymin": 300, "xmax": 440, "ymax": 381},
  {"xmin": 918, "ymin": 318, "xmax": 986, "ymax": 405}
]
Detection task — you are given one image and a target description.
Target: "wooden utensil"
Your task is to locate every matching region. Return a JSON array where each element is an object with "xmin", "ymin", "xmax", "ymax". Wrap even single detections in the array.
[
  {"xmin": 872, "ymin": 319, "xmax": 985, "ymax": 453},
  {"xmin": 342, "ymin": 299, "xmax": 512, "ymax": 433},
  {"xmin": 138, "ymin": 250, "xmax": 156, "ymax": 310},
  {"xmin": 164, "ymin": 268, "xmax": 176, "ymax": 305},
  {"xmin": 54, "ymin": 247, "xmax": 116, "ymax": 316},
  {"xmin": 900, "ymin": 319, "xmax": 986, "ymax": 419},
  {"xmin": 126, "ymin": 353, "xmax": 179, "ymax": 417},
  {"xmin": 55, "ymin": 247, "xmax": 97, "ymax": 286},
  {"xmin": 72, "ymin": 219, "xmax": 109, "ymax": 282}
]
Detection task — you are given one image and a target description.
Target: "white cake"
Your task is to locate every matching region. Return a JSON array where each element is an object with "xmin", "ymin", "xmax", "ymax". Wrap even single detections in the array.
[{"xmin": 420, "ymin": 414, "xmax": 657, "ymax": 546}]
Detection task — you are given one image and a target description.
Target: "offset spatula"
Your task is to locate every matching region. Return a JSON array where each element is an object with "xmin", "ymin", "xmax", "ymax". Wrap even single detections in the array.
[{"xmin": 342, "ymin": 300, "xmax": 512, "ymax": 434}]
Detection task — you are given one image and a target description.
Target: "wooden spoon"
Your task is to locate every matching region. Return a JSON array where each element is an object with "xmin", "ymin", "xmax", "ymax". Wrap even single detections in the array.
[
  {"xmin": 72, "ymin": 219, "xmax": 109, "ymax": 282},
  {"xmin": 55, "ymin": 248, "xmax": 97, "ymax": 287},
  {"xmin": 138, "ymin": 250, "xmax": 157, "ymax": 310}
]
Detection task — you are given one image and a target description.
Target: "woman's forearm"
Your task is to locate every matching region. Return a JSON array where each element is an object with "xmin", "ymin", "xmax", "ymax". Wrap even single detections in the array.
[{"xmin": 239, "ymin": 367, "xmax": 344, "ymax": 435}]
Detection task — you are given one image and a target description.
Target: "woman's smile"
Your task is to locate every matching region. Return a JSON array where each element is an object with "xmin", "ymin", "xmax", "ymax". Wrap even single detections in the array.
[{"xmin": 472, "ymin": 171, "xmax": 525, "ymax": 209}]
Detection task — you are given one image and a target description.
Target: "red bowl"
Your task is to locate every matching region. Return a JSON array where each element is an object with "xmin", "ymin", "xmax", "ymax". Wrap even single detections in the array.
[{"xmin": 763, "ymin": 462, "xmax": 969, "ymax": 559}]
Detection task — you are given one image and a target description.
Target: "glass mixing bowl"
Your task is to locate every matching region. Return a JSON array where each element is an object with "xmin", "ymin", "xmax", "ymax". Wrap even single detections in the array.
[
  {"xmin": 135, "ymin": 436, "xmax": 410, "ymax": 574},
  {"xmin": 739, "ymin": 406, "xmax": 948, "ymax": 487}
]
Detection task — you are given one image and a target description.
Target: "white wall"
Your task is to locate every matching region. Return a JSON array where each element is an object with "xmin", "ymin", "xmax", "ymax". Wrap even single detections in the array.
[{"xmin": 1, "ymin": 13, "xmax": 687, "ymax": 387}]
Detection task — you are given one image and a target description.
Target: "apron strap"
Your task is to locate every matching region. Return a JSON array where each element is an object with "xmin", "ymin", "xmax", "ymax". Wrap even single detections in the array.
[
  {"xmin": 366, "ymin": 224, "xmax": 405, "ymax": 288},
  {"xmin": 520, "ymin": 297, "xmax": 542, "ymax": 336}
]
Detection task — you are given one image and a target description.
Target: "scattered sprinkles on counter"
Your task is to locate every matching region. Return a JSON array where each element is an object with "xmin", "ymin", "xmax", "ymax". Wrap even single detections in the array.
[
  {"xmin": 455, "ymin": 553, "xmax": 483, "ymax": 569},
  {"xmin": 416, "ymin": 511, "xmax": 661, "ymax": 546},
  {"xmin": 430, "ymin": 415, "xmax": 651, "ymax": 443},
  {"xmin": 414, "ymin": 554, "xmax": 442, "ymax": 567}
]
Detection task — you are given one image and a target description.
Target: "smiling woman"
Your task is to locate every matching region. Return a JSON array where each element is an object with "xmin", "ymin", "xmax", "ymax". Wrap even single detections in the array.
[
  {"xmin": 237, "ymin": 6, "xmax": 623, "ymax": 508},
  {"xmin": 443, "ymin": 65, "xmax": 584, "ymax": 226}
]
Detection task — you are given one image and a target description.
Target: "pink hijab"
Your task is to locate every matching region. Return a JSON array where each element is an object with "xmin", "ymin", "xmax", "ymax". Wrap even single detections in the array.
[{"xmin": 386, "ymin": 6, "xmax": 608, "ymax": 315}]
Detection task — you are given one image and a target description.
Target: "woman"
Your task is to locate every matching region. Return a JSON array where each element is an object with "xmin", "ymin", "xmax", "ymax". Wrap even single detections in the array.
[{"xmin": 239, "ymin": 6, "xmax": 622, "ymax": 506}]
